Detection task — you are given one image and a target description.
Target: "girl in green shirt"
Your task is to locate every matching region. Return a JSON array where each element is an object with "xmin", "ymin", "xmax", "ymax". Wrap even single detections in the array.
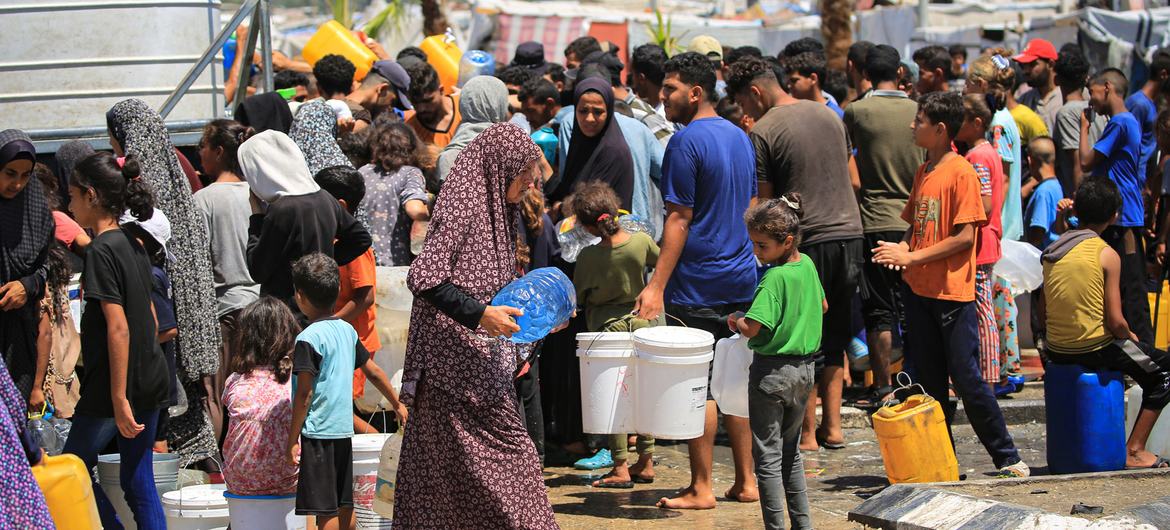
[{"xmin": 728, "ymin": 193, "xmax": 825, "ymax": 530}]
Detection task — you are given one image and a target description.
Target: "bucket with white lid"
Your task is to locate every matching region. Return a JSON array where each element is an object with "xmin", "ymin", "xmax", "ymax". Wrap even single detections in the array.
[
  {"xmin": 634, "ymin": 327, "xmax": 715, "ymax": 439},
  {"xmin": 577, "ymin": 332, "xmax": 636, "ymax": 434},
  {"xmin": 353, "ymin": 433, "xmax": 393, "ymax": 529},
  {"xmin": 162, "ymin": 483, "xmax": 230, "ymax": 530},
  {"xmin": 224, "ymin": 491, "xmax": 305, "ymax": 530}
]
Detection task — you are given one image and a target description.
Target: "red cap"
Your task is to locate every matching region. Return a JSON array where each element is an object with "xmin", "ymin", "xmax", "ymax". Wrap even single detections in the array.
[{"xmin": 1013, "ymin": 39, "xmax": 1058, "ymax": 63}]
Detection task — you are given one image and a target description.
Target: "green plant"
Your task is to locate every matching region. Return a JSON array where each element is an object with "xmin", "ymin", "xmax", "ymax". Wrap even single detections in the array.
[
  {"xmin": 362, "ymin": 1, "xmax": 409, "ymax": 36},
  {"xmin": 645, "ymin": 9, "xmax": 686, "ymax": 56}
]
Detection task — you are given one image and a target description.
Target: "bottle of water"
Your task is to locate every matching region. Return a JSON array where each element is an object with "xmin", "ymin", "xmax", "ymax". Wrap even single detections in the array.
[
  {"xmin": 531, "ymin": 127, "xmax": 557, "ymax": 166},
  {"xmin": 556, "ymin": 217, "xmax": 600, "ymax": 263},
  {"xmin": 458, "ymin": 50, "xmax": 496, "ymax": 87},
  {"xmin": 619, "ymin": 213, "xmax": 652, "ymax": 236},
  {"xmin": 490, "ymin": 267, "xmax": 576, "ymax": 343}
]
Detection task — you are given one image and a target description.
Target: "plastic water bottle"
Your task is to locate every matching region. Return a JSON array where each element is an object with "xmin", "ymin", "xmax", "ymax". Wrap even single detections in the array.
[
  {"xmin": 490, "ymin": 267, "xmax": 576, "ymax": 343},
  {"xmin": 531, "ymin": 127, "xmax": 557, "ymax": 166},
  {"xmin": 458, "ymin": 50, "xmax": 496, "ymax": 87},
  {"xmin": 619, "ymin": 214, "xmax": 652, "ymax": 236},
  {"xmin": 556, "ymin": 218, "xmax": 600, "ymax": 263}
]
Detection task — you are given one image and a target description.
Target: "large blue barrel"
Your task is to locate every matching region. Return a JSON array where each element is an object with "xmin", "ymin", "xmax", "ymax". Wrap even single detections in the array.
[{"xmin": 1044, "ymin": 362, "xmax": 1126, "ymax": 474}]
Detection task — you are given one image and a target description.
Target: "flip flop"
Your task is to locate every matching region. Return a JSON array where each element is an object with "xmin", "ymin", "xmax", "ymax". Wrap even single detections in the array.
[
  {"xmin": 815, "ymin": 429, "xmax": 846, "ymax": 450},
  {"xmin": 1126, "ymin": 456, "xmax": 1170, "ymax": 469},
  {"xmin": 632, "ymin": 475, "xmax": 655, "ymax": 484},
  {"xmin": 592, "ymin": 473, "xmax": 635, "ymax": 489}
]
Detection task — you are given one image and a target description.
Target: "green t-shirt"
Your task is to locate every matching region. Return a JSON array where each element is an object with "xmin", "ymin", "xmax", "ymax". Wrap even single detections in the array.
[
  {"xmin": 574, "ymin": 231, "xmax": 660, "ymax": 332},
  {"xmin": 744, "ymin": 254, "xmax": 825, "ymax": 356}
]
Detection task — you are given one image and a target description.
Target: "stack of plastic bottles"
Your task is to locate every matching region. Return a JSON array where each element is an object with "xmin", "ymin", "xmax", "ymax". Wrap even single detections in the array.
[
  {"xmin": 490, "ymin": 267, "xmax": 576, "ymax": 343},
  {"xmin": 556, "ymin": 213, "xmax": 652, "ymax": 263}
]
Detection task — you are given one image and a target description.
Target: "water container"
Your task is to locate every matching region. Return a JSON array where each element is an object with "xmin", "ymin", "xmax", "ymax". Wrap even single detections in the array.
[
  {"xmin": 531, "ymin": 127, "xmax": 557, "ymax": 166},
  {"xmin": 353, "ymin": 434, "xmax": 393, "ymax": 529},
  {"xmin": 872, "ymin": 393, "xmax": 959, "ymax": 484},
  {"xmin": 420, "ymin": 33, "xmax": 462, "ymax": 95},
  {"xmin": 360, "ymin": 267, "xmax": 413, "ymax": 413},
  {"xmin": 555, "ymin": 217, "xmax": 600, "ymax": 263},
  {"xmin": 458, "ymin": 50, "xmax": 496, "ymax": 87},
  {"xmin": 710, "ymin": 335, "xmax": 751, "ymax": 418},
  {"xmin": 32, "ymin": 453, "xmax": 102, "ymax": 530},
  {"xmin": 489, "ymin": 267, "xmax": 576, "ymax": 343},
  {"xmin": 577, "ymin": 333, "xmax": 637, "ymax": 434},
  {"xmin": 1045, "ymin": 362, "xmax": 1126, "ymax": 473},
  {"xmin": 371, "ymin": 433, "xmax": 403, "ymax": 519},
  {"xmin": 224, "ymin": 492, "xmax": 305, "ymax": 530},
  {"xmin": 633, "ymin": 327, "xmax": 715, "ymax": 439},
  {"xmin": 618, "ymin": 214, "xmax": 653, "ymax": 237},
  {"xmin": 302, "ymin": 21, "xmax": 377, "ymax": 81},
  {"xmin": 162, "ymin": 484, "xmax": 230, "ymax": 530},
  {"xmin": 98, "ymin": 452, "xmax": 181, "ymax": 529},
  {"xmin": 1148, "ymin": 281, "xmax": 1170, "ymax": 349},
  {"xmin": 1125, "ymin": 385, "xmax": 1170, "ymax": 458}
]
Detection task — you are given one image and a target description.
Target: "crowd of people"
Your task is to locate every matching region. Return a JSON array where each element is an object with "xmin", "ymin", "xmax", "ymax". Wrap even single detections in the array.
[{"xmin": 2, "ymin": 25, "xmax": 1170, "ymax": 530}]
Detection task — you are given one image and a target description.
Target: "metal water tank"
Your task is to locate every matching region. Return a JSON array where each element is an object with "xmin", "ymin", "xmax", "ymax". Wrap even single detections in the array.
[{"xmin": 0, "ymin": 0, "xmax": 224, "ymax": 150}]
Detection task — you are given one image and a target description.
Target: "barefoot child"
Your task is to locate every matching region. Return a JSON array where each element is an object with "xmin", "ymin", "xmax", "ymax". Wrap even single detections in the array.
[
  {"xmin": 728, "ymin": 193, "xmax": 824, "ymax": 530},
  {"xmin": 222, "ymin": 297, "xmax": 302, "ymax": 494},
  {"xmin": 287, "ymin": 253, "xmax": 406, "ymax": 530},
  {"xmin": 571, "ymin": 182, "xmax": 663, "ymax": 489},
  {"xmin": 1041, "ymin": 177, "xmax": 1170, "ymax": 469}
]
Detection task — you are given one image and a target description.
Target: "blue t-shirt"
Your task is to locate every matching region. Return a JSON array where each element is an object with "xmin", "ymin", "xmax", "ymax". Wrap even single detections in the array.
[
  {"xmin": 292, "ymin": 318, "xmax": 370, "ymax": 439},
  {"xmin": 990, "ymin": 109, "xmax": 1023, "ymax": 241},
  {"xmin": 661, "ymin": 117, "xmax": 758, "ymax": 307},
  {"xmin": 1024, "ymin": 178, "xmax": 1063, "ymax": 249},
  {"xmin": 826, "ymin": 99, "xmax": 845, "ymax": 120},
  {"xmin": 1093, "ymin": 112, "xmax": 1145, "ymax": 227},
  {"xmin": 1125, "ymin": 91, "xmax": 1158, "ymax": 181}
]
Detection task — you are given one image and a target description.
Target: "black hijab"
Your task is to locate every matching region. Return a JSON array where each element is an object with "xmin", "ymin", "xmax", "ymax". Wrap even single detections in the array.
[
  {"xmin": 556, "ymin": 77, "xmax": 635, "ymax": 210},
  {"xmin": 0, "ymin": 130, "xmax": 53, "ymax": 287},
  {"xmin": 54, "ymin": 140, "xmax": 94, "ymax": 207},
  {"xmin": 237, "ymin": 92, "xmax": 294, "ymax": 134}
]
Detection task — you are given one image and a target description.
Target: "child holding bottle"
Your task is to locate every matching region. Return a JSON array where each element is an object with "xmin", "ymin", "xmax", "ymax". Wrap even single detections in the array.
[{"xmin": 571, "ymin": 182, "xmax": 662, "ymax": 488}]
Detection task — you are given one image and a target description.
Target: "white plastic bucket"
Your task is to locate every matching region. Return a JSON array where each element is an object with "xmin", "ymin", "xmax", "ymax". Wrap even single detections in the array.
[
  {"xmin": 162, "ymin": 484, "xmax": 230, "ymax": 530},
  {"xmin": 361, "ymin": 266, "xmax": 414, "ymax": 413},
  {"xmin": 353, "ymin": 433, "xmax": 393, "ymax": 529},
  {"xmin": 633, "ymin": 327, "xmax": 715, "ymax": 439},
  {"xmin": 97, "ymin": 452, "xmax": 181, "ymax": 530},
  {"xmin": 224, "ymin": 492, "xmax": 306, "ymax": 530},
  {"xmin": 577, "ymin": 332, "xmax": 636, "ymax": 434}
]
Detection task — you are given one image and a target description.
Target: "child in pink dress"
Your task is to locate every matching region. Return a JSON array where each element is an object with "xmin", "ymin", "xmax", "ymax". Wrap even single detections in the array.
[{"xmin": 222, "ymin": 297, "xmax": 301, "ymax": 495}]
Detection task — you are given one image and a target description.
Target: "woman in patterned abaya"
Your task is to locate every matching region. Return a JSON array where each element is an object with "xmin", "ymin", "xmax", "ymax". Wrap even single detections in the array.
[
  {"xmin": 394, "ymin": 123, "xmax": 557, "ymax": 529},
  {"xmin": 107, "ymin": 100, "xmax": 220, "ymax": 465}
]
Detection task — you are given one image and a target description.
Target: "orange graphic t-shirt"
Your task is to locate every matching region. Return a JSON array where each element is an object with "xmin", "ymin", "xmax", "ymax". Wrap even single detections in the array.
[{"xmin": 900, "ymin": 155, "xmax": 987, "ymax": 302}]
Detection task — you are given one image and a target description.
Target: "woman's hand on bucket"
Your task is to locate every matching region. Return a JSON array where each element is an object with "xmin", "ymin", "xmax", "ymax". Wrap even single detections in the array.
[{"xmin": 481, "ymin": 306, "xmax": 523, "ymax": 337}]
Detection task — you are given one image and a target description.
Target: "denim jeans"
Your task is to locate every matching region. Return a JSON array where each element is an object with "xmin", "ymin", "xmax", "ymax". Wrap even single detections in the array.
[
  {"xmin": 749, "ymin": 354, "xmax": 815, "ymax": 530},
  {"xmin": 63, "ymin": 409, "xmax": 165, "ymax": 530},
  {"xmin": 902, "ymin": 289, "xmax": 1021, "ymax": 468}
]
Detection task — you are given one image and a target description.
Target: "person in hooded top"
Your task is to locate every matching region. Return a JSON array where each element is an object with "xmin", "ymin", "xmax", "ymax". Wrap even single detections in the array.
[
  {"xmin": 437, "ymin": 76, "xmax": 511, "ymax": 183},
  {"xmin": 0, "ymin": 130, "xmax": 55, "ymax": 403},
  {"xmin": 54, "ymin": 139, "xmax": 95, "ymax": 207},
  {"xmin": 290, "ymin": 99, "xmax": 354, "ymax": 177},
  {"xmin": 238, "ymin": 130, "xmax": 371, "ymax": 322},
  {"xmin": 549, "ymin": 77, "xmax": 636, "ymax": 211}
]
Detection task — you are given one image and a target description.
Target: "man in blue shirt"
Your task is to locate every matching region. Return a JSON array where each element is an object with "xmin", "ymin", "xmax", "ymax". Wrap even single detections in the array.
[
  {"xmin": 1081, "ymin": 68, "xmax": 1153, "ymax": 344},
  {"xmin": 784, "ymin": 51, "xmax": 846, "ymax": 119},
  {"xmin": 1125, "ymin": 50, "xmax": 1169, "ymax": 183},
  {"xmin": 635, "ymin": 51, "xmax": 759, "ymax": 511}
]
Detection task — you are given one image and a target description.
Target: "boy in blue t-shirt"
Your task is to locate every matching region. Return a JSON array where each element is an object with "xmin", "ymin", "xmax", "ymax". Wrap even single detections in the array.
[
  {"xmin": 1124, "ymin": 51, "xmax": 1168, "ymax": 182},
  {"xmin": 1080, "ymin": 68, "xmax": 1153, "ymax": 344},
  {"xmin": 286, "ymin": 253, "xmax": 405, "ymax": 527},
  {"xmin": 1023, "ymin": 136, "xmax": 1063, "ymax": 250}
]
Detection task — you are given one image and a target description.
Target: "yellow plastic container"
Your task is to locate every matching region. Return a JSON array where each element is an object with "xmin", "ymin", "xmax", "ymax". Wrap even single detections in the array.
[
  {"xmin": 302, "ymin": 20, "xmax": 377, "ymax": 81},
  {"xmin": 420, "ymin": 34, "xmax": 462, "ymax": 94},
  {"xmin": 1148, "ymin": 281, "xmax": 1170, "ymax": 349},
  {"xmin": 32, "ymin": 453, "xmax": 102, "ymax": 529},
  {"xmin": 872, "ymin": 393, "xmax": 959, "ymax": 484}
]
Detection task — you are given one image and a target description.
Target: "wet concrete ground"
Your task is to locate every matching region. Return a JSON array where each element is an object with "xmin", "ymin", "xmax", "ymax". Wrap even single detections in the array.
[{"xmin": 546, "ymin": 421, "xmax": 1050, "ymax": 529}]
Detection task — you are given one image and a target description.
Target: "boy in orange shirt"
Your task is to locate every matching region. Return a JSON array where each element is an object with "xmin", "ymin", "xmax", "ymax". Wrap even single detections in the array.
[
  {"xmin": 314, "ymin": 166, "xmax": 389, "ymax": 434},
  {"xmin": 872, "ymin": 92, "xmax": 1029, "ymax": 478}
]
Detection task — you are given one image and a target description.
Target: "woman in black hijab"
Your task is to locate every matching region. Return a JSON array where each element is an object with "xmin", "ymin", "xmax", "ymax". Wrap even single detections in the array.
[
  {"xmin": 551, "ymin": 76, "xmax": 635, "ymax": 210},
  {"xmin": 0, "ymin": 130, "xmax": 54, "ymax": 401}
]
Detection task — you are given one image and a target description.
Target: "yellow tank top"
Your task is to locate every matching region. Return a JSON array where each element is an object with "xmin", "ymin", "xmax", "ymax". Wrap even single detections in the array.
[{"xmin": 1043, "ymin": 237, "xmax": 1113, "ymax": 354}]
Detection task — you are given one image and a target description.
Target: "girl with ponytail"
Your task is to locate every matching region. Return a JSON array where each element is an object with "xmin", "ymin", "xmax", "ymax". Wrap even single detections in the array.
[
  {"xmin": 221, "ymin": 296, "xmax": 300, "ymax": 496},
  {"xmin": 64, "ymin": 151, "xmax": 170, "ymax": 529},
  {"xmin": 966, "ymin": 52, "xmax": 1027, "ymax": 242},
  {"xmin": 571, "ymin": 181, "xmax": 663, "ymax": 488}
]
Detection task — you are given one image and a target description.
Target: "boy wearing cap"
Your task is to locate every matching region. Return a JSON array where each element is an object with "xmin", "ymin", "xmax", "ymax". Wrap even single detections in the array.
[
  {"xmin": 1016, "ymin": 39, "xmax": 1063, "ymax": 133},
  {"xmin": 688, "ymin": 35, "xmax": 728, "ymax": 99}
]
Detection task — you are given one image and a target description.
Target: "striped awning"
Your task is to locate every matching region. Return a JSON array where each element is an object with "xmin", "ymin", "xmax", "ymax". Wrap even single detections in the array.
[{"xmin": 493, "ymin": 13, "xmax": 589, "ymax": 65}]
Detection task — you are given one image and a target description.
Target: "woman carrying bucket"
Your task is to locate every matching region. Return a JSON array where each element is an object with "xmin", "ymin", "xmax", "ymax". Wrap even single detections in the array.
[{"xmin": 571, "ymin": 182, "xmax": 663, "ymax": 488}]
